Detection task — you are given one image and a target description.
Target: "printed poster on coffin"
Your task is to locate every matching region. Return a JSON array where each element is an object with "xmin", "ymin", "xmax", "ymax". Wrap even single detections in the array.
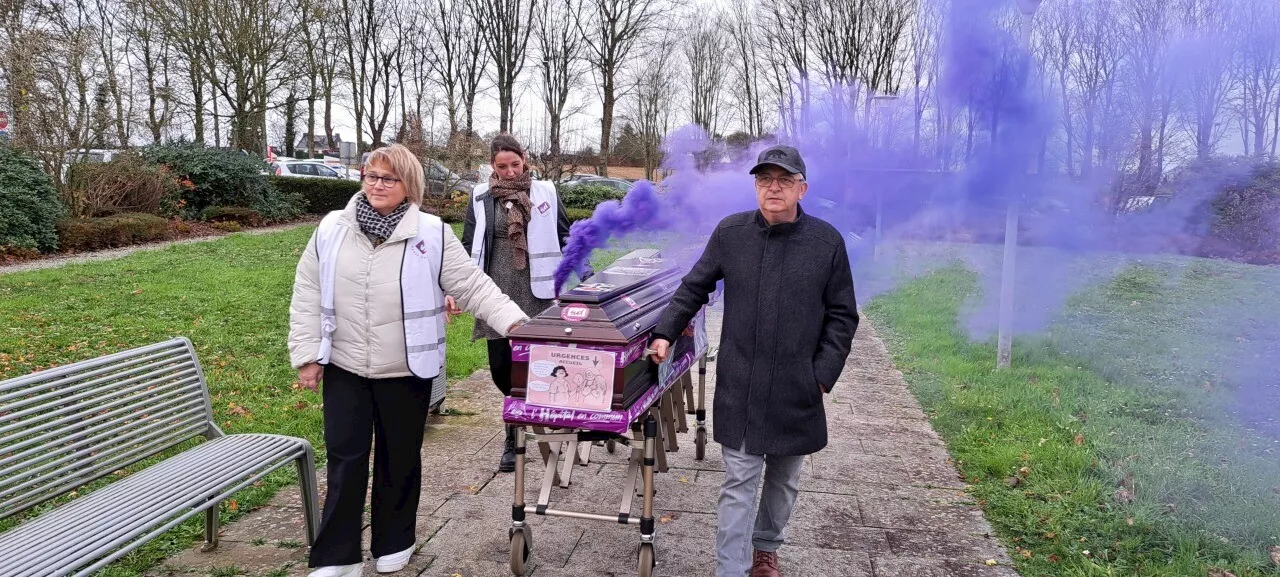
[{"xmin": 526, "ymin": 345, "xmax": 615, "ymax": 412}]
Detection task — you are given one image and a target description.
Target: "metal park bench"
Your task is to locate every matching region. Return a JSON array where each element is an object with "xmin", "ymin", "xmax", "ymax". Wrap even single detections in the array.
[{"xmin": 0, "ymin": 338, "xmax": 320, "ymax": 576}]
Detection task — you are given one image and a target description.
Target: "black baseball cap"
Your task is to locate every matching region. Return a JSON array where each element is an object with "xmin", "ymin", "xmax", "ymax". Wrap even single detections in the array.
[{"xmin": 749, "ymin": 145, "xmax": 806, "ymax": 178}]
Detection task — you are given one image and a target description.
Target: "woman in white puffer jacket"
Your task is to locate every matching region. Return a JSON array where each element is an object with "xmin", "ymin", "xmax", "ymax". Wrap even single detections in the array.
[{"xmin": 288, "ymin": 144, "xmax": 527, "ymax": 577}]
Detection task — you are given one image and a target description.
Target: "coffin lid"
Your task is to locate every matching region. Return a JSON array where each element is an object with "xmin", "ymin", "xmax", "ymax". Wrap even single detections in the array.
[{"xmin": 508, "ymin": 249, "xmax": 682, "ymax": 345}]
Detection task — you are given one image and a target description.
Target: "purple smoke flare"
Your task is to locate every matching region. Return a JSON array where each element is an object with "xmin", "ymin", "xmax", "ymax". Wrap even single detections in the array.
[{"xmin": 554, "ymin": 180, "xmax": 662, "ymax": 294}]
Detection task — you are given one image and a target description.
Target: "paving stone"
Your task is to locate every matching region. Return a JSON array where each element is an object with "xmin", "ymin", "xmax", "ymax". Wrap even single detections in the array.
[
  {"xmin": 872, "ymin": 555, "xmax": 1022, "ymax": 577},
  {"xmin": 772, "ymin": 545, "xmax": 876, "ymax": 577},
  {"xmin": 218, "ymin": 505, "xmax": 312, "ymax": 544},
  {"xmin": 155, "ymin": 540, "xmax": 307, "ymax": 574},
  {"xmin": 885, "ymin": 529, "xmax": 1012, "ymax": 563}
]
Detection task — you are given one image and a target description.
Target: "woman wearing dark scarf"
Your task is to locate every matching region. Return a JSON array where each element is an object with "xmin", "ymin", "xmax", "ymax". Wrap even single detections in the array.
[
  {"xmin": 288, "ymin": 144, "xmax": 530, "ymax": 576},
  {"xmin": 458, "ymin": 134, "xmax": 573, "ymax": 472}
]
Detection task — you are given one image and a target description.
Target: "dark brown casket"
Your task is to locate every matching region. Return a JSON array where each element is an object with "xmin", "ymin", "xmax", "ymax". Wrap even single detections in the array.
[{"xmin": 505, "ymin": 249, "xmax": 691, "ymax": 412}]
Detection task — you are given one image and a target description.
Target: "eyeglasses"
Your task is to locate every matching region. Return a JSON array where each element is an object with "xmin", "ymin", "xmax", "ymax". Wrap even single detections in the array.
[
  {"xmin": 362, "ymin": 173, "xmax": 402, "ymax": 187},
  {"xmin": 754, "ymin": 174, "xmax": 803, "ymax": 189}
]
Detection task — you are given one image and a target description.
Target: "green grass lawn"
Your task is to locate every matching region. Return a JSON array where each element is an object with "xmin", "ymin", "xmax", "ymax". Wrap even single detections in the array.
[
  {"xmin": 0, "ymin": 223, "xmax": 635, "ymax": 575},
  {"xmin": 865, "ymin": 252, "xmax": 1280, "ymax": 576}
]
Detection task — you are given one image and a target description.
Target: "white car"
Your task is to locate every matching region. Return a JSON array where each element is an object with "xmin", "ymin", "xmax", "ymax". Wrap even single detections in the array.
[{"xmin": 272, "ymin": 160, "xmax": 360, "ymax": 181}]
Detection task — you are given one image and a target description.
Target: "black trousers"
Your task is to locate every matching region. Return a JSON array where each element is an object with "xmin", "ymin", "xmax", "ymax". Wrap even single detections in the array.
[
  {"xmin": 487, "ymin": 338, "xmax": 513, "ymax": 396},
  {"xmin": 308, "ymin": 364, "xmax": 433, "ymax": 567}
]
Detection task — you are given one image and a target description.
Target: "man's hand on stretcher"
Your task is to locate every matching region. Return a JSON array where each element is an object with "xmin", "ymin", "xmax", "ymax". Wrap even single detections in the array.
[{"xmin": 648, "ymin": 338, "xmax": 670, "ymax": 363}]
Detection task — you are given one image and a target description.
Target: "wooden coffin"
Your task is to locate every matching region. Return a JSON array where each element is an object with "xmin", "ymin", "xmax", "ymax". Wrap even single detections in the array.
[{"xmin": 506, "ymin": 249, "xmax": 686, "ymax": 412}]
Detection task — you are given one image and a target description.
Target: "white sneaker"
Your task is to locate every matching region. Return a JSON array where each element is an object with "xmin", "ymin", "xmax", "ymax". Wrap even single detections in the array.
[
  {"xmin": 308, "ymin": 563, "xmax": 362, "ymax": 577},
  {"xmin": 375, "ymin": 544, "xmax": 416, "ymax": 573}
]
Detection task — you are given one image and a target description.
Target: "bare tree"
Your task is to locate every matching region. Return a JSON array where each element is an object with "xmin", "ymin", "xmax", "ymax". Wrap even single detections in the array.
[
  {"xmin": 811, "ymin": 0, "xmax": 871, "ymax": 117},
  {"xmin": 333, "ymin": 0, "xmax": 401, "ymax": 151},
  {"xmin": 475, "ymin": 0, "xmax": 537, "ymax": 133},
  {"xmin": 758, "ymin": 0, "xmax": 812, "ymax": 135},
  {"xmin": 684, "ymin": 15, "xmax": 727, "ymax": 135},
  {"xmin": 723, "ymin": 4, "xmax": 764, "ymax": 135},
  {"xmin": 630, "ymin": 32, "xmax": 676, "ymax": 180},
  {"xmin": 578, "ymin": 0, "xmax": 668, "ymax": 176},
  {"xmin": 535, "ymin": 0, "xmax": 586, "ymax": 168},
  {"xmin": 425, "ymin": 0, "xmax": 467, "ymax": 138},
  {"xmin": 1072, "ymin": 0, "xmax": 1122, "ymax": 177},
  {"xmin": 1040, "ymin": 0, "xmax": 1078, "ymax": 175},
  {"xmin": 1174, "ymin": 0, "xmax": 1234, "ymax": 160},
  {"xmin": 92, "ymin": 0, "xmax": 131, "ymax": 147},
  {"xmin": 1233, "ymin": 0, "xmax": 1280, "ymax": 157},
  {"xmin": 1122, "ymin": 0, "xmax": 1175, "ymax": 197},
  {"xmin": 459, "ymin": 0, "xmax": 488, "ymax": 139},
  {"xmin": 124, "ymin": 0, "xmax": 176, "ymax": 143}
]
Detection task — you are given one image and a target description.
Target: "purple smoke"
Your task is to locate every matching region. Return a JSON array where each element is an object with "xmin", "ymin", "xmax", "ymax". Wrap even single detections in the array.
[{"xmin": 553, "ymin": 180, "xmax": 663, "ymax": 294}]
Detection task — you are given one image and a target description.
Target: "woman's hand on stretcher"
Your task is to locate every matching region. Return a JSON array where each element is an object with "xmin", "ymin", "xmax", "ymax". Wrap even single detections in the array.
[{"xmin": 444, "ymin": 295, "xmax": 462, "ymax": 323}]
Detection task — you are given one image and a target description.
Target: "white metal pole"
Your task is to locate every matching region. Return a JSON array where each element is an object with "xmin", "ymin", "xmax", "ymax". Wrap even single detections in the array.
[{"xmin": 998, "ymin": 0, "xmax": 1041, "ymax": 369}]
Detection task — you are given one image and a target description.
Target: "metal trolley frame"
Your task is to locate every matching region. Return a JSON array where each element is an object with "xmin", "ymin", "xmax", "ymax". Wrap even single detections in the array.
[{"xmin": 506, "ymin": 352, "xmax": 712, "ymax": 577}]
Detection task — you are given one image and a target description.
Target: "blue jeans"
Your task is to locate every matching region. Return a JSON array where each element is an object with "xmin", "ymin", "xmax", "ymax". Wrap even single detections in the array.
[{"xmin": 716, "ymin": 442, "xmax": 806, "ymax": 577}]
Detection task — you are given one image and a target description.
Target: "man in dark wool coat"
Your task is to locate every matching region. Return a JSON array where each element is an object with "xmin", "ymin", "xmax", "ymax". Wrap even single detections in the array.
[{"xmin": 649, "ymin": 145, "xmax": 859, "ymax": 577}]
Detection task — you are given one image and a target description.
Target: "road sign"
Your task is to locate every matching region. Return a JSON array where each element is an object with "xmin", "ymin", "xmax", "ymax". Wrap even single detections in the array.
[{"xmin": 0, "ymin": 111, "xmax": 9, "ymax": 132}]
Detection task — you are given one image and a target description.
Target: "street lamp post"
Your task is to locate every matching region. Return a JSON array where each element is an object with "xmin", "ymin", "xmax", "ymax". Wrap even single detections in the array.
[{"xmin": 997, "ymin": 0, "xmax": 1042, "ymax": 369}]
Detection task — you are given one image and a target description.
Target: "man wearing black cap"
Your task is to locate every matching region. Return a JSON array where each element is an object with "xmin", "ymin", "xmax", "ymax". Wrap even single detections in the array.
[{"xmin": 649, "ymin": 145, "xmax": 858, "ymax": 577}]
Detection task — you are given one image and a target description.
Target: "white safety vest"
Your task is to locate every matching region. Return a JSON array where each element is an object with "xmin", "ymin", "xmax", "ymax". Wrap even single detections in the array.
[
  {"xmin": 469, "ymin": 181, "xmax": 562, "ymax": 299},
  {"xmin": 314, "ymin": 210, "xmax": 447, "ymax": 379}
]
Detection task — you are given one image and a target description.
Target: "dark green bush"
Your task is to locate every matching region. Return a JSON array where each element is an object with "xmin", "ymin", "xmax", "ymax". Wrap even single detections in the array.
[
  {"xmin": 269, "ymin": 175, "xmax": 360, "ymax": 214},
  {"xmin": 199, "ymin": 206, "xmax": 263, "ymax": 227},
  {"xmin": 56, "ymin": 213, "xmax": 171, "ymax": 251},
  {"xmin": 558, "ymin": 183, "xmax": 625, "ymax": 209},
  {"xmin": 0, "ymin": 146, "xmax": 65, "ymax": 253},
  {"xmin": 139, "ymin": 142, "xmax": 303, "ymax": 221}
]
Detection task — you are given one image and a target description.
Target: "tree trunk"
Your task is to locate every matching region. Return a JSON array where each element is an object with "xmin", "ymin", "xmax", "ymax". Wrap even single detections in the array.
[{"xmin": 599, "ymin": 75, "xmax": 613, "ymax": 176}]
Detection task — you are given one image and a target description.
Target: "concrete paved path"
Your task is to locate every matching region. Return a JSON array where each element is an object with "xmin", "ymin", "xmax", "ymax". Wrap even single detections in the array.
[{"xmin": 150, "ymin": 313, "xmax": 1016, "ymax": 577}]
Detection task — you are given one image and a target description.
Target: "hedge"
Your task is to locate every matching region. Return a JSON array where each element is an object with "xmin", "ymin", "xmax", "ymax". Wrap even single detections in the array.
[
  {"xmin": 199, "ymin": 206, "xmax": 263, "ymax": 227},
  {"xmin": 140, "ymin": 142, "xmax": 303, "ymax": 221},
  {"xmin": 56, "ymin": 213, "xmax": 171, "ymax": 251},
  {"xmin": 0, "ymin": 146, "xmax": 65, "ymax": 253},
  {"xmin": 269, "ymin": 175, "xmax": 360, "ymax": 214},
  {"xmin": 558, "ymin": 183, "xmax": 626, "ymax": 209}
]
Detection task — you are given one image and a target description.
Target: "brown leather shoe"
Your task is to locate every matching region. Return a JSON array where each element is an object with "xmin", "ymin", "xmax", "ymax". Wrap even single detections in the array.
[{"xmin": 750, "ymin": 549, "xmax": 780, "ymax": 577}]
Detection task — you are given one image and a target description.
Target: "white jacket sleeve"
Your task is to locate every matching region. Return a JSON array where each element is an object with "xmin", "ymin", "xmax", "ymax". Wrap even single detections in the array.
[
  {"xmin": 440, "ymin": 226, "xmax": 529, "ymax": 335},
  {"xmin": 288, "ymin": 232, "xmax": 323, "ymax": 369}
]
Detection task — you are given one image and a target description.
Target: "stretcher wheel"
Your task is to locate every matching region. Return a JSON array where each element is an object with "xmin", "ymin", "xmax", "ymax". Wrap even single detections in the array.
[
  {"xmin": 637, "ymin": 542, "xmax": 656, "ymax": 577},
  {"xmin": 695, "ymin": 428, "xmax": 707, "ymax": 460},
  {"xmin": 509, "ymin": 527, "xmax": 531, "ymax": 575},
  {"xmin": 606, "ymin": 439, "xmax": 617, "ymax": 454}
]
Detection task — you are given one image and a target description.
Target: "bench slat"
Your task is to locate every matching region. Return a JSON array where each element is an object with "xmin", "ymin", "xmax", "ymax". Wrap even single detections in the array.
[
  {"xmin": 0, "ymin": 434, "xmax": 308, "ymax": 577},
  {"xmin": 0, "ymin": 383, "xmax": 202, "ymax": 468},
  {"xmin": 0, "ymin": 341, "xmax": 190, "ymax": 400},
  {"xmin": 0, "ymin": 339, "xmax": 213, "ymax": 521}
]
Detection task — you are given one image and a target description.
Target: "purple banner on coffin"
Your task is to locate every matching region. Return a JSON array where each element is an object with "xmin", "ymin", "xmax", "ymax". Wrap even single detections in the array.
[
  {"xmin": 501, "ymin": 347, "xmax": 699, "ymax": 434},
  {"xmin": 509, "ymin": 338, "xmax": 648, "ymax": 368},
  {"xmin": 503, "ymin": 309, "xmax": 708, "ymax": 433}
]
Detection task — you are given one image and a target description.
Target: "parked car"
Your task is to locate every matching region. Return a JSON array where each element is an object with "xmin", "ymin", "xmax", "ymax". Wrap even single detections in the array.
[
  {"xmin": 272, "ymin": 160, "xmax": 359, "ymax": 181},
  {"xmin": 424, "ymin": 160, "xmax": 479, "ymax": 197},
  {"xmin": 563, "ymin": 176, "xmax": 633, "ymax": 193}
]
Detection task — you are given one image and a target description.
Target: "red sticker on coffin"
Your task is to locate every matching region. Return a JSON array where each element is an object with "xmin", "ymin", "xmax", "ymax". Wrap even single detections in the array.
[
  {"xmin": 621, "ymin": 295, "xmax": 639, "ymax": 309},
  {"xmin": 560, "ymin": 304, "xmax": 590, "ymax": 322}
]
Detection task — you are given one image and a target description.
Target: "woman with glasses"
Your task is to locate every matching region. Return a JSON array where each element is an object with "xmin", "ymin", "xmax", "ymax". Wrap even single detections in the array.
[
  {"xmin": 458, "ymin": 133, "xmax": 576, "ymax": 473},
  {"xmin": 288, "ymin": 144, "xmax": 529, "ymax": 577}
]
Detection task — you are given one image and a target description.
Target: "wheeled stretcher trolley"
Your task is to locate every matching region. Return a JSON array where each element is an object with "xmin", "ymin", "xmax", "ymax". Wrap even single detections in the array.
[{"xmin": 501, "ymin": 249, "xmax": 713, "ymax": 576}]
